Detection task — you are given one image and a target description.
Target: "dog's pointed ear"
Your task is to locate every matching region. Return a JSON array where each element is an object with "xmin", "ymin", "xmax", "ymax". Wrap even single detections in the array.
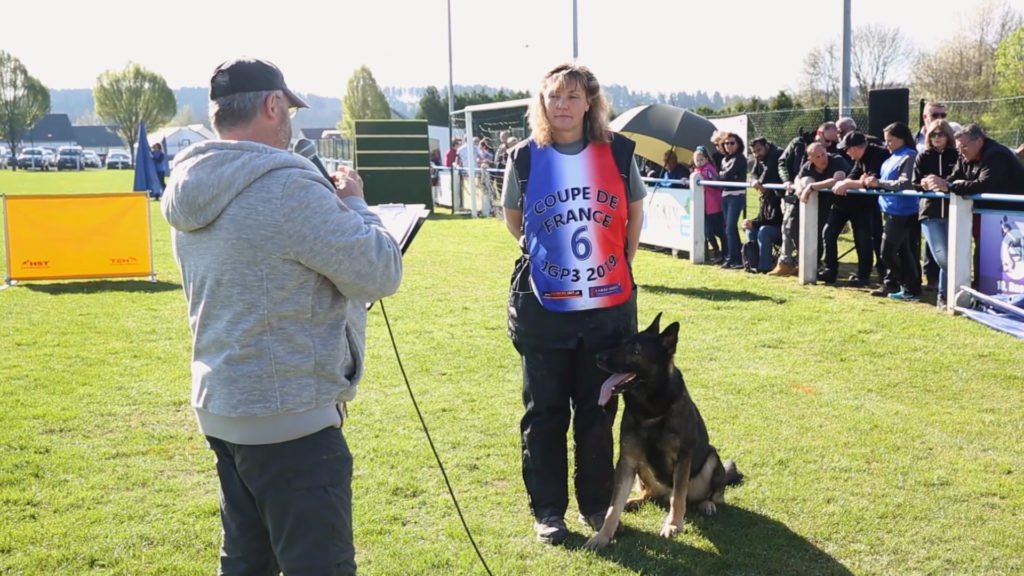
[
  {"xmin": 645, "ymin": 313, "xmax": 662, "ymax": 334},
  {"xmin": 660, "ymin": 322, "xmax": 680, "ymax": 355}
]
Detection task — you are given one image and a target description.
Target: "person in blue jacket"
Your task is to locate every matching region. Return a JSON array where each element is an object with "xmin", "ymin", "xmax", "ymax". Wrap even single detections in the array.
[{"xmin": 863, "ymin": 122, "xmax": 920, "ymax": 301}]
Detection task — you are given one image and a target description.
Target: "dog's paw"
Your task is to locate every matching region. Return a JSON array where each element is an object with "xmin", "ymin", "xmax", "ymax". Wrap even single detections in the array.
[
  {"xmin": 583, "ymin": 534, "xmax": 612, "ymax": 551},
  {"xmin": 698, "ymin": 501, "xmax": 718, "ymax": 516},
  {"xmin": 659, "ymin": 522, "xmax": 681, "ymax": 538}
]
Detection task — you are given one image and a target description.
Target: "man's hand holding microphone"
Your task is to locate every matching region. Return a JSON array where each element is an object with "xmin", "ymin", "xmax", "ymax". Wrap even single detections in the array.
[{"xmin": 293, "ymin": 138, "xmax": 364, "ymax": 200}]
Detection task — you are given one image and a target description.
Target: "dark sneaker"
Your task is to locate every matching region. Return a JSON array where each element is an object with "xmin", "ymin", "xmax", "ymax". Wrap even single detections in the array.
[
  {"xmin": 578, "ymin": 512, "xmax": 605, "ymax": 532},
  {"xmin": 534, "ymin": 517, "xmax": 568, "ymax": 545}
]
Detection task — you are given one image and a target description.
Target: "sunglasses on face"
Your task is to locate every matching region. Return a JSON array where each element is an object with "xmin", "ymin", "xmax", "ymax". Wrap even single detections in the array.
[
  {"xmin": 929, "ymin": 131, "xmax": 946, "ymax": 138},
  {"xmin": 930, "ymin": 112, "xmax": 947, "ymax": 119},
  {"xmin": 724, "ymin": 141, "xmax": 737, "ymax": 146}
]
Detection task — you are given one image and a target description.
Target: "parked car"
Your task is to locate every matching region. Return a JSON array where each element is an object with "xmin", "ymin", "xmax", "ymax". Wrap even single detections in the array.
[
  {"xmin": 56, "ymin": 146, "xmax": 85, "ymax": 171},
  {"xmin": 17, "ymin": 147, "xmax": 48, "ymax": 170},
  {"xmin": 41, "ymin": 147, "xmax": 57, "ymax": 169},
  {"xmin": 82, "ymin": 150, "xmax": 101, "ymax": 168},
  {"xmin": 106, "ymin": 151, "xmax": 132, "ymax": 169}
]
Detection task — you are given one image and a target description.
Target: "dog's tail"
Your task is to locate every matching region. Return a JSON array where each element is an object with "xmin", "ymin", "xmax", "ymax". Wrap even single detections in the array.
[{"xmin": 723, "ymin": 459, "xmax": 744, "ymax": 486}]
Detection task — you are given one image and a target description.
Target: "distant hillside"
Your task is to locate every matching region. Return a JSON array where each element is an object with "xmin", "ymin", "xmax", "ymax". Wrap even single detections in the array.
[
  {"xmin": 48, "ymin": 84, "xmax": 736, "ymax": 130},
  {"xmin": 49, "ymin": 88, "xmax": 343, "ymax": 130}
]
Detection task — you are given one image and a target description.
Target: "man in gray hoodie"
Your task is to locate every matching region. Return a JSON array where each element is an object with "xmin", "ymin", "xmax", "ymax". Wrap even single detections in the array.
[{"xmin": 161, "ymin": 57, "xmax": 403, "ymax": 575}]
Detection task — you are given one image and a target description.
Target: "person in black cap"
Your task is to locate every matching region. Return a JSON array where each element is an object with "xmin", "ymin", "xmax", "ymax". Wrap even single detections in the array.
[
  {"xmin": 826, "ymin": 131, "xmax": 890, "ymax": 286},
  {"xmin": 161, "ymin": 56, "xmax": 403, "ymax": 575}
]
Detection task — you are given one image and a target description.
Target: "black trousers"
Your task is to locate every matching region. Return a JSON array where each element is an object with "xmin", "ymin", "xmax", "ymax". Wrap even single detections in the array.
[
  {"xmin": 822, "ymin": 207, "xmax": 873, "ymax": 281},
  {"xmin": 517, "ymin": 341, "xmax": 617, "ymax": 521},
  {"xmin": 881, "ymin": 213, "xmax": 922, "ymax": 294},
  {"xmin": 207, "ymin": 426, "xmax": 355, "ymax": 576}
]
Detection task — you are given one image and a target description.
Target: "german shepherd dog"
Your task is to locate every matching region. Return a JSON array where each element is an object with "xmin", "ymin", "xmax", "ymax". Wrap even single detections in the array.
[{"xmin": 584, "ymin": 314, "xmax": 741, "ymax": 550}]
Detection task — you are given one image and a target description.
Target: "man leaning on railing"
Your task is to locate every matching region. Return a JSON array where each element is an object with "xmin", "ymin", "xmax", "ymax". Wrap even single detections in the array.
[{"xmin": 920, "ymin": 123, "xmax": 1024, "ymax": 210}]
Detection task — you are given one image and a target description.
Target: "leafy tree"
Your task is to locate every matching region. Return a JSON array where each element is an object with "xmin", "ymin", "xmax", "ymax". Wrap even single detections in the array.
[
  {"xmin": 94, "ymin": 63, "xmax": 176, "ymax": 157},
  {"xmin": 0, "ymin": 51, "xmax": 50, "ymax": 168},
  {"xmin": 769, "ymin": 91, "xmax": 800, "ymax": 111},
  {"xmin": 416, "ymin": 86, "xmax": 448, "ymax": 126},
  {"xmin": 983, "ymin": 26, "xmax": 1024, "ymax": 144},
  {"xmin": 912, "ymin": 1, "xmax": 1022, "ymax": 101},
  {"xmin": 801, "ymin": 25, "xmax": 913, "ymax": 106},
  {"xmin": 801, "ymin": 43, "xmax": 841, "ymax": 106},
  {"xmin": 993, "ymin": 26, "xmax": 1024, "ymax": 97},
  {"xmin": 341, "ymin": 66, "xmax": 391, "ymax": 136}
]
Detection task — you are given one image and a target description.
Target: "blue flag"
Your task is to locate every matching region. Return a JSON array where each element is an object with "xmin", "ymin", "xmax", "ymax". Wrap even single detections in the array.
[{"xmin": 133, "ymin": 121, "xmax": 163, "ymax": 199}]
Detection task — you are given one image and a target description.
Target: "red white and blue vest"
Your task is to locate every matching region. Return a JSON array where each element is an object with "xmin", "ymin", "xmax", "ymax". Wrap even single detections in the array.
[{"xmin": 522, "ymin": 141, "xmax": 633, "ymax": 311}]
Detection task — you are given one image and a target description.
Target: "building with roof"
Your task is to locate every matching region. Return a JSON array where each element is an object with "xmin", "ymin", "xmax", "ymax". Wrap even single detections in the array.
[
  {"xmin": 73, "ymin": 125, "xmax": 126, "ymax": 154},
  {"xmin": 21, "ymin": 114, "xmax": 77, "ymax": 150},
  {"xmin": 148, "ymin": 124, "xmax": 215, "ymax": 158}
]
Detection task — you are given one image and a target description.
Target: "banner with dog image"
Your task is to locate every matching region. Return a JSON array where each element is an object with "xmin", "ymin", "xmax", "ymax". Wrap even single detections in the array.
[
  {"xmin": 978, "ymin": 210, "xmax": 1024, "ymax": 296},
  {"xmin": 3, "ymin": 193, "xmax": 154, "ymax": 283}
]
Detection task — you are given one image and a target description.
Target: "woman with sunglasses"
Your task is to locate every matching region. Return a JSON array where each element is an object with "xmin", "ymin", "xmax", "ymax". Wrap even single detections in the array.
[
  {"xmin": 912, "ymin": 119, "xmax": 958, "ymax": 307},
  {"xmin": 718, "ymin": 132, "xmax": 748, "ymax": 269}
]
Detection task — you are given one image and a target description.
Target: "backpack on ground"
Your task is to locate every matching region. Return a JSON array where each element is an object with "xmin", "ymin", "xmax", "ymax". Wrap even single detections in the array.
[{"xmin": 742, "ymin": 241, "xmax": 759, "ymax": 272}]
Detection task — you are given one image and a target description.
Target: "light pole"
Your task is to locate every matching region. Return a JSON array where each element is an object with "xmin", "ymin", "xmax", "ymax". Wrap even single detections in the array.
[
  {"xmin": 840, "ymin": 0, "xmax": 852, "ymax": 116},
  {"xmin": 572, "ymin": 0, "xmax": 578, "ymax": 61},
  {"xmin": 447, "ymin": 0, "xmax": 457, "ymax": 214}
]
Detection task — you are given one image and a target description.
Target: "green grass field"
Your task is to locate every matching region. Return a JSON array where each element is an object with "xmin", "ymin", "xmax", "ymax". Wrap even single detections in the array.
[{"xmin": 1, "ymin": 169, "xmax": 1022, "ymax": 575}]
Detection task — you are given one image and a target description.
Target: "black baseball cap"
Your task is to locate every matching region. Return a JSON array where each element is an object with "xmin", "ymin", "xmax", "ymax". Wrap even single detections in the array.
[
  {"xmin": 209, "ymin": 57, "xmax": 309, "ymax": 109},
  {"xmin": 837, "ymin": 131, "xmax": 867, "ymax": 150}
]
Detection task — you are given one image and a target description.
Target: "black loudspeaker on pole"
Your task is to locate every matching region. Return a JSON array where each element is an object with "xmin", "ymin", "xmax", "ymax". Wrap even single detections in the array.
[{"xmin": 867, "ymin": 88, "xmax": 910, "ymax": 139}]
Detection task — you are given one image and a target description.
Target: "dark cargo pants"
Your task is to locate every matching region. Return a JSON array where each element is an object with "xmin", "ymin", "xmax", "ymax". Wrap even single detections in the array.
[
  {"xmin": 207, "ymin": 425, "xmax": 355, "ymax": 576},
  {"xmin": 517, "ymin": 342, "xmax": 618, "ymax": 522}
]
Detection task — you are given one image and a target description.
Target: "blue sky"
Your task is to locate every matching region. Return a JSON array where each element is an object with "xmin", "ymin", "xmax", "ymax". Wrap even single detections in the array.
[{"xmin": 4, "ymin": 0, "xmax": 1022, "ymax": 98}]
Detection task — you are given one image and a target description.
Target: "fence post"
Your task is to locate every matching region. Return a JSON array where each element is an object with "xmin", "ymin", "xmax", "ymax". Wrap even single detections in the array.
[
  {"xmin": 946, "ymin": 193, "xmax": 973, "ymax": 312},
  {"xmin": 798, "ymin": 191, "xmax": 819, "ymax": 284},
  {"xmin": 689, "ymin": 174, "xmax": 706, "ymax": 264}
]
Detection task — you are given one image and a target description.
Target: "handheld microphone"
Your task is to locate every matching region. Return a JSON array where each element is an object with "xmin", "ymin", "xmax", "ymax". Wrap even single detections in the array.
[{"xmin": 293, "ymin": 138, "xmax": 333, "ymax": 182}]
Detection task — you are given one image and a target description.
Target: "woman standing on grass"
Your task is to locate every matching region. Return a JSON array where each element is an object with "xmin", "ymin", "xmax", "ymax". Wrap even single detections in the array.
[
  {"xmin": 718, "ymin": 132, "xmax": 748, "ymax": 269},
  {"xmin": 864, "ymin": 122, "xmax": 920, "ymax": 301},
  {"xmin": 912, "ymin": 119, "xmax": 958, "ymax": 307},
  {"xmin": 500, "ymin": 62, "xmax": 646, "ymax": 546}
]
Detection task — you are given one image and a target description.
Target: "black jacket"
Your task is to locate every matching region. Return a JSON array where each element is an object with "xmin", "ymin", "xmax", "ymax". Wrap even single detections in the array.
[
  {"xmin": 719, "ymin": 152, "xmax": 748, "ymax": 182},
  {"xmin": 752, "ymin": 144, "xmax": 783, "ymax": 185},
  {"xmin": 948, "ymin": 138, "xmax": 1024, "ymax": 212},
  {"xmin": 779, "ymin": 136, "xmax": 839, "ymax": 183},
  {"xmin": 751, "ymin": 144, "xmax": 783, "ymax": 228},
  {"xmin": 778, "ymin": 136, "xmax": 807, "ymax": 184},
  {"xmin": 913, "ymin": 147, "xmax": 958, "ymax": 220},
  {"xmin": 839, "ymin": 144, "xmax": 890, "ymax": 213}
]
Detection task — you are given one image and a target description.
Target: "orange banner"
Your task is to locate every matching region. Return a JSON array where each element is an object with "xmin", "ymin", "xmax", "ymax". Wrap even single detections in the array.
[{"xmin": 3, "ymin": 193, "xmax": 153, "ymax": 282}]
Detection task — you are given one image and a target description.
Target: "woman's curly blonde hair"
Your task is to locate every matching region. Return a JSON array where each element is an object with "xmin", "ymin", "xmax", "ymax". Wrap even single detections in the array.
[{"xmin": 528, "ymin": 62, "xmax": 612, "ymax": 147}]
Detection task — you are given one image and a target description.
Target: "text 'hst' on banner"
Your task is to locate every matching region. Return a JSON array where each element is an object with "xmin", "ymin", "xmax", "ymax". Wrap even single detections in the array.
[{"xmin": 3, "ymin": 193, "xmax": 155, "ymax": 284}]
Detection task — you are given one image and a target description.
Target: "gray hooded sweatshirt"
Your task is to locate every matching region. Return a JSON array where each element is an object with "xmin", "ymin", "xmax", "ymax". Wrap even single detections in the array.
[{"xmin": 162, "ymin": 140, "xmax": 403, "ymax": 445}]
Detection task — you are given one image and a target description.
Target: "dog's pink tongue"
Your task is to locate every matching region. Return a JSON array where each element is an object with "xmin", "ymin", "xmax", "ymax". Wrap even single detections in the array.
[{"xmin": 598, "ymin": 373, "xmax": 635, "ymax": 406}]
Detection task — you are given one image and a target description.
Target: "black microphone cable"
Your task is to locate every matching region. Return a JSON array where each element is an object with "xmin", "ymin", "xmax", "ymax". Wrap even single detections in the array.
[{"xmin": 377, "ymin": 300, "xmax": 495, "ymax": 576}]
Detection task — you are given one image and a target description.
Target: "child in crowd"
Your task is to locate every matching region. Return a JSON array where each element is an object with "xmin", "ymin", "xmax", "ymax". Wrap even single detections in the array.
[{"xmin": 694, "ymin": 146, "xmax": 726, "ymax": 264}]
